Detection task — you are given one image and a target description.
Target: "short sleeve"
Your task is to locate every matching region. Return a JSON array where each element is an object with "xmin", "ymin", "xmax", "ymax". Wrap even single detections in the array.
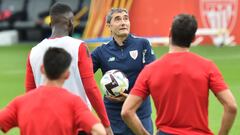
[
  {"xmin": 130, "ymin": 66, "xmax": 150, "ymax": 100},
  {"xmin": 209, "ymin": 62, "xmax": 228, "ymax": 94},
  {"xmin": 73, "ymin": 97, "xmax": 100, "ymax": 133},
  {"xmin": 0, "ymin": 100, "xmax": 18, "ymax": 132}
]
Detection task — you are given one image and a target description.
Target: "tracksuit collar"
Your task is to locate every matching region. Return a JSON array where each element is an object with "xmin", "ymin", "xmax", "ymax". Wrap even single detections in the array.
[{"xmin": 112, "ymin": 34, "xmax": 132, "ymax": 48}]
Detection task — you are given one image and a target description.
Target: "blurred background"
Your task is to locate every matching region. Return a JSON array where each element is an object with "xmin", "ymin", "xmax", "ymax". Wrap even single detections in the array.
[
  {"xmin": 0, "ymin": 0, "xmax": 239, "ymax": 46},
  {"xmin": 0, "ymin": 0, "xmax": 239, "ymax": 135}
]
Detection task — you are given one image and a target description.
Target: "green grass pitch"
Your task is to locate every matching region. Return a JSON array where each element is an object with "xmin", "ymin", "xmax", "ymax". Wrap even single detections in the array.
[{"xmin": 0, "ymin": 44, "xmax": 239, "ymax": 135}]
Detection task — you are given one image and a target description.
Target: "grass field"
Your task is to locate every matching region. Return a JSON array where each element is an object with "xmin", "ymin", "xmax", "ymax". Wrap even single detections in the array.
[{"xmin": 0, "ymin": 44, "xmax": 239, "ymax": 135}]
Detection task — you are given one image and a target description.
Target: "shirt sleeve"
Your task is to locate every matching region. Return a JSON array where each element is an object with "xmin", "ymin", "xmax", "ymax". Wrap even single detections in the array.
[
  {"xmin": 143, "ymin": 39, "xmax": 156, "ymax": 65},
  {"xmin": 91, "ymin": 47, "xmax": 101, "ymax": 73},
  {"xmin": 73, "ymin": 96, "xmax": 100, "ymax": 133},
  {"xmin": 209, "ymin": 61, "xmax": 228, "ymax": 94},
  {"xmin": 78, "ymin": 43, "xmax": 110, "ymax": 127},
  {"xmin": 130, "ymin": 66, "xmax": 150, "ymax": 100},
  {"xmin": 0, "ymin": 100, "xmax": 18, "ymax": 133},
  {"xmin": 78, "ymin": 43, "xmax": 93, "ymax": 78},
  {"xmin": 25, "ymin": 53, "xmax": 36, "ymax": 92}
]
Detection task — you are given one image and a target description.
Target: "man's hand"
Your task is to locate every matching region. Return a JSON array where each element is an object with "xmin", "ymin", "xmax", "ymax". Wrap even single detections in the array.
[
  {"xmin": 106, "ymin": 92, "xmax": 128, "ymax": 102},
  {"xmin": 105, "ymin": 126, "xmax": 113, "ymax": 135}
]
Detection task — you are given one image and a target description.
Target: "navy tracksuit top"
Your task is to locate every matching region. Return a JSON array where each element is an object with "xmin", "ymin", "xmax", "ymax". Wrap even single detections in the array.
[{"xmin": 91, "ymin": 34, "xmax": 156, "ymax": 120}]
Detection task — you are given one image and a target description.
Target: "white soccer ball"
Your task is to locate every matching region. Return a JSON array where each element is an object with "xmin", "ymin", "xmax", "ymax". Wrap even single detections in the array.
[{"xmin": 100, "ymin": 69, "xmax": 129, "ymax": 97}]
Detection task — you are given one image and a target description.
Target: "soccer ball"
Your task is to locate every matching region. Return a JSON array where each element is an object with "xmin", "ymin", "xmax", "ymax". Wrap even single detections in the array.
[{"xmin": 100, "ymin": 69, "xmax": 129, "ymax": 97}]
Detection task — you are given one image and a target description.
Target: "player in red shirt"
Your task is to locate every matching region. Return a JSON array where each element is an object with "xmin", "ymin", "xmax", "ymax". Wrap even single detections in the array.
[
  {"xmin": 121, "ymin": 14, "xmax": 237, "ymax": 135},
  {"xmin": 24, "ymin": 3, "xmax": 112, "ymax": 135},
  {"xmin": 0, "ymin": 47, "xmax": 106, "ymax": 135}
]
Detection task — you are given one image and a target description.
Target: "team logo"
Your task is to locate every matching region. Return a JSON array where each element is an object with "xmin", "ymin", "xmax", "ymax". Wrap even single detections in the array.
[
  {"xmin": 199, "ymin": 0, "xmax": 238, "ymax": 45},
  {"xmin": 108, "ymin": 57, "xmax": 115, "ymax": 62},
  {"xmin": 129, "ymin": 50, "xmax": 138, "ymax": 60}
]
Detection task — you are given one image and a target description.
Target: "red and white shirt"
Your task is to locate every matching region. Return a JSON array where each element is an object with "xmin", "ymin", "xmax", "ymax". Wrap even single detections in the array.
[{"xmin": 25, "ymin": 36, "xmax": 110, "ymax": 127}]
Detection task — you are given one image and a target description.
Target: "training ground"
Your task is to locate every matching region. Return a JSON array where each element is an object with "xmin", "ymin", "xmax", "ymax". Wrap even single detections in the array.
[{"xmin": 0, "ymin": 44, "xmax": 239, "ymax": 135}]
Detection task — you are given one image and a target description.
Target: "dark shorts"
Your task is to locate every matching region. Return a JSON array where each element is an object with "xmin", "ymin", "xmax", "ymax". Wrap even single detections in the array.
[
  {"xmin": 157, "ymin": 130, "xmax": 172, "ymax": 135},
  {"xmin": 78, "ymin": 130, "xmax": 87, "ymax": 135},
  {"xmin": 111, "ymin": 116, "xmax": 153, "ymax": 135}
]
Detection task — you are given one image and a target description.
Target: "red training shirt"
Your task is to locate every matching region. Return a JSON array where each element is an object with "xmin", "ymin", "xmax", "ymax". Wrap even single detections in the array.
[
  {"xmin": 131, "ymin": 52, "xmax": 228, "ymax": 135},
  {"xmin": 0, "ymin": 86, "xmax": 99, "ymax": 135}
]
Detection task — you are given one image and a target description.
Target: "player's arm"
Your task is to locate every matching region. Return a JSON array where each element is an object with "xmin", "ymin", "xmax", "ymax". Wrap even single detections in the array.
[
  {"xmin": 121, "ymin": 95, "xmax": 149, "ymax": 135},
  {"xmin": 209, "ymin": 62, "xmax": 237, "ymax": 135},
  {"xmin": 121, "ymin": 66, "xmax": 150, "ymax": 135},
  {"xmin": 0, "ymin": 100, "xmax": 18, "ymax": 133},
  {"xmin": 73, "ymin": 97, "xmax": 106, "ymax": 135},
  {"xmin": 25, "ymin": 53, "xmax": 36, "ymax": 92},
  {"xmin": 78, "ymin": 43, "xmax": 111, "ymax": 129},
  {"xmin": 91, "ymin": 123, "xmax": 106, "ymax": 135},
  {"xmin": 215, "ymin": 90, "xmax": 237, "ymax": 135}
]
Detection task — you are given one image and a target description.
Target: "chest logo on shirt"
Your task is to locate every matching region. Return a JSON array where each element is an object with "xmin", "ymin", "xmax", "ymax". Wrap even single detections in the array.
[
  {"xmin": 129, "ymin": 50, "xmax": 138, "ymax": 60},
  {"xmin": 108, "ymin": 57, "xmax": 116, "ymax": 62}
]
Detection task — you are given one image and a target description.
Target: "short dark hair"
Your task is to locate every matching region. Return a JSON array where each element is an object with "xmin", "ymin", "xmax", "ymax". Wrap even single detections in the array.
[
  {"xmin": 170, "ymin": 14, "xmax": 198, "ymax": 47},
  {"xmin": 43, "ymin": 47, "xmax": 72, "ymax": 80},
  {"xmin": 50, "ymin": 3, "xmax": 72, "ymax": 16},
  {"xmin": 106, "ymin": 8, "xmax": 128, "ymax": 24},
  {"xmin": 49, "ymin": 3, "xmax": 73, "ymax": 25}
]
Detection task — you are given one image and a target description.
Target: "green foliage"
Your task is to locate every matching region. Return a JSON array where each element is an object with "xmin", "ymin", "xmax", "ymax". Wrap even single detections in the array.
[{"xmin": 0, "ymin": 44, "xmax": 239, "ymax": 135}]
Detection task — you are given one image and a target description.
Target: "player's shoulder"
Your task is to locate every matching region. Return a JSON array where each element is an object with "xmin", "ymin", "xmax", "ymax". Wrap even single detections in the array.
[
  {"xmin": 91, "ymin": 41, "xmax": 112, "ymax": 58},
  {"xmin": 64, "ymin": 36, "xmax": 85, "ymax": 45},
  {"xmin": 67, "ymin": 36, "xmax": 83, "ymax": 41},
  {"xmin": 101, "ymin": 39, "xmax": 112, "ymax": 47},
  {"xmin": 10, "ymin": 89, "xmax": 38, "ymax": 105},
  {"xmin": 95, "ymin": 40, "xmax": 112, "ymax": 50},
  {"xmin": 130, "ymin": 34, "xmax": 150, "ymax": 44},
  {"xmin": 43, "ymin": 86, "xmax": 80, "ymax": 101},
  {"xmin": 10, "ymin": 95, "xmax": 25, "ymax": 104},
  {"xmin": 128, "ymin": 35, "xmax": 152, "ymax": 49},
  {"xmin": 144, "ymin": 58, "xmax": 160, "ymax": 68},
  {"xmin": 30, "ymin": 39, "xmax": 52, "ymax": 57},
  {"xmin": 31, "ymin": 39, "xmax": 48, "ymax": 50},
  {"xmin": 57, "ymin": 88, "xmax": 84, "ymax": 104},
  {"xmin": 189, "ymin": 52, "xmax": 212, "ymax": 63}
]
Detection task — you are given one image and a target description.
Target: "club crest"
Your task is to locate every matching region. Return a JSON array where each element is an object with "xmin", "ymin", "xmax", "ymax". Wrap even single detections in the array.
[
  {"xmin": 200, "ymin": 0, "xmax": 238, "ymax": 33},
  {"xmin": 129, "ymin": 50, "xmax": 138, "ymax": 60}
]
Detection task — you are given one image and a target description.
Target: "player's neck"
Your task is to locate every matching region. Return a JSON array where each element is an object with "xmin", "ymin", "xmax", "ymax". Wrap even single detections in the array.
[
  {"xmin": 169, "ymin": 44, "xmax": 190, "ymax": 53},
  {"xmin": 44, "ymin": 80, "xmax": 64, "ymax": 88},
  {"xmin": 113, "ymin": 35, "xmax": 127, "ymax": 46},
  {"xmin": 50, "ymin": 26, "xmax": 69, "ymax": 38}
]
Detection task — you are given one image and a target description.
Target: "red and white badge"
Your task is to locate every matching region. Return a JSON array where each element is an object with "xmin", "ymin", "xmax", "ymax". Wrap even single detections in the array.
[{"xmin": 200, "ymin": 0, "xmax": 238, "ymax": 33}]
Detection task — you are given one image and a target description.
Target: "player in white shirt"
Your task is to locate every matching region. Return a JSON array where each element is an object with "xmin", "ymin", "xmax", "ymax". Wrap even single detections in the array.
[{"xmin": 25, "ymin": 3, "xmax": 113, "ymax": 135}]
